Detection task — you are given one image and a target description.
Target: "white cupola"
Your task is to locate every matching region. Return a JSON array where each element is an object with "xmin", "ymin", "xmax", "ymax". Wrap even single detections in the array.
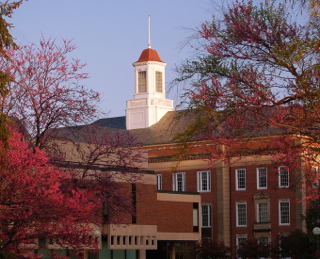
[{"xmin": 125, "ymin": 43, "xmax": 174, "ymax": 130}]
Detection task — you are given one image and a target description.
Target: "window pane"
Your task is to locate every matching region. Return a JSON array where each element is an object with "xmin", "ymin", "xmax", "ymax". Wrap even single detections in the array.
[
  {"xmin": 237, "ymin": 237, "xmax": 247, "ymax": 247},
  {"xmin": 279, "ymin": 166, "xmax": 289, "ymax": 187},
  {"xmin": 198, "ymin": 171, "xmax": 211, "ymax": 192},
  {"xmin": 258, "ymin": 168, "xmax": 267, "ymax": 188},
  {"xmin": 202, "ymin": 205, "xmax": 211, "ymax": 227},
  {"xmin": 237, "ymin": 203, "xmax": 247, "ymax": 226},
  {"xmin": 138, "ymin": 71, "xmax": 147, "ymax": 93},
  {"xmin": 177, "ymin": 174, "xmax": 183, "ymax": 191},
  {"xmin": 155, "ymin": 71, "xmax": 162, "ymax": 92},
  {"xmin": 258, "ymin": 236, "xmax": 269, "ymax": 244},
  {"xmin": 202, "ymin": 172, "xmax": 207, "ymax": 190},
  {"xmin": 259, "ymin": 203, "xmax": 268, "ymax": 222},
  {"xmin": 193, "ymin": 208, "xmax": 198, "ymax": 227},
  {"xmin": 173, "ymin": 173, "xmax": 185, "ymax": 192},
  {"xmin": 237, "ymin": 169, "xmax": 246, "ymax": 189},
  {"xmin": 280, "ymin": 201, "xmax": 290, "ymax": 224},
  {"xmin": 156, "ymin": 174, "xmax": 162, "ymax": 190}
]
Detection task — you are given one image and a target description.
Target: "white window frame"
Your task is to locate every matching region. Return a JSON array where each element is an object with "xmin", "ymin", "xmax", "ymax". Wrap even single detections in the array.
[
  {"xmin": 257, "ymin": 202, "xmax": 269, "ymax": 223},
  {"xmin": 279, "ymin": 200, "xmax": 290, "ymax": 225},
  {"xmin": 197, "ymin": 170, "xmax": 211, "ymax": 192},
  {"xmin": 278, "ymin": 166, "xmax": 289, "ymax": 188},
  {"xmin": 258, "ymin": 236, "xmax": 269, "ymax": 244},
  {"xmin": 201, "ymin": 204, "xmax": 211, "ymax": 227},
  {"xmin": 236, "ymin": 235, "xmax": 247, "ymax": 247},
  {"xmin": 173, "ymin": 172, "xmax": 186, "ymax": 192},
  {"xmin": 236, "ymin": 169, "xmax": 246, "ymax": 190},
  {"xmin": 236, "ymin": 235, "xmax": 248, "ymax": 259},
  {"xmin": 257, "ymin": 167, "xmax": 267, "ymax": 189},
  {"xmin": 156, "ymin": 174, "xmax": 162, "ymax": 190},
  {"xmin": 236, "ymin": 202, "xmax": 247, "ymax": 227}
]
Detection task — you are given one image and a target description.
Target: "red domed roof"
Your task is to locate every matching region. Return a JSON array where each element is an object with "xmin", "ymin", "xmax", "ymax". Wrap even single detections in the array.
[{"xmin": 135, "ymin": 48, "xmax": 164, "ymax": 63}]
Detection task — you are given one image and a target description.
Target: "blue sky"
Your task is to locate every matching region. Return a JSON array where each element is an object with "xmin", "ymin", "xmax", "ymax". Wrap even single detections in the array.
[{"xmin": 9, "ymin": 0, "xmax": 215, "ymax": 118}]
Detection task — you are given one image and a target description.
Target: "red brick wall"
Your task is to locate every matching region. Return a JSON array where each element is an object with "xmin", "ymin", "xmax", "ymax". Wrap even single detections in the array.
[
  {"xmin": 136, "ymin": 178, "xmax": 198, "ymax": 234},
  {"xmin": 156, "ymin": 201, "xmax": 194, "ymax": 232},
  {"xmin": 153, "ymin": 160, "xmax": 299, "ymax": 243},
  {"xmin": 146, "ymin": 140, "xmax": 302, "ymax": 247},
  {"xmin": 156, "ymin": 168, "xmax": 218, "ymax": 238},
  {"xmin": 136, "ymin": 183, "xmax": 158, "ymax": 225},
  {"xmin": 107, "ymin": 182, "xmax": 133, "ymax": 225},
  {"xmin": 230, "ymin": 163, "xmax": 298, "ymax": 247}
]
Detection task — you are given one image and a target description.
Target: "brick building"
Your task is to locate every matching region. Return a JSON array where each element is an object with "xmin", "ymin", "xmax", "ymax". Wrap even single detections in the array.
[
  {"xmin": 58, "ymin": 43, "xmax": 306, "ymax": 258},
  {"xmin": 100, "ymin": 177, "xmax": 201, "ymax": 259},
  {"xmin": 124, "ymin": 111, "xmax": 304, "ymax": 257}
]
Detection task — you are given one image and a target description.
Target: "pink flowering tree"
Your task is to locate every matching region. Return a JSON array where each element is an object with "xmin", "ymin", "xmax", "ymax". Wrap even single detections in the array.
[
  {"xmin": 0, "ymin": 36, "xmax": 146, "ymax": 226},
  {"xmin": 174, "ymin": 0, "xmax": 320, "ymax": 200},
  {"xmin": 0, "ymin": 129, "xmax": 101, "ymax": 258},
  {"xmin": 0, "ymin": 37, "xmax": 101, "ymax": 150},
  {"xmin": 54, "ymin": 124, "xmax": 146, "ymax": 225}
]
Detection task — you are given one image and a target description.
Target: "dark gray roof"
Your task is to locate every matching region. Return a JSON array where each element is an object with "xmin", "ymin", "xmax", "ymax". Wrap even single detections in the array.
[
  {"xmin": 88, "ymin": 111, "xmax": 193, "ymax": 146},
  {"xmin": 126, "ymin": 109, "xmax": 287, "ymax": 146},
  {"xmin": 129, "ymin": 110, "xmax": 194, "ymax": 145},
  {"xmin": 91, "ymin": 116, "xmax": 126, "ymax": 129},
  {"xmin": 57, "ymin": 109, "xmax": 286, "ymax": 147}
]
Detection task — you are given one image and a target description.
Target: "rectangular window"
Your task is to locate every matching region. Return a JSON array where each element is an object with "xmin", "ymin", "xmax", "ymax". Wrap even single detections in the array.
[
  {"xmin": 202, "ymin": 205, "xmax": 211, "ymax": 227},
  {"xmin": 155, "ymin": 71, "xmax": 163, "ymax": 92},
  {"xmin": 197, "ymin": 171, "xmax": 211, "ymax": 192},
  {"xmin": 312, "ymin": 166, "xmax": 319, "ymax": 188},
  {"xmin": 257, "ymin": 167, "xmax": 267, "ymax": 189},
  {"xmin": 258, "ymin": 202, "xmax": 268, "ymax": 223},
  {"xmin": 138, "ymin": 71, "xmax": 147, "ymax": 93},
  {"xmin": 236, "ymin": 169, "xmax": 246, "ymax": 190},
  {"xmin": 173, "ymin": 172, "xmax": 186, "ymax": 192},
  {"xmin": 236, "ymin": 203, "xmax": 247, "ymax": 226},
  {"xmin": 156, "ymin": 174, "xmax": 162, "ymax": 190},
  {"xmin": 237, "ymin": 237, "xmax": 247, "ymax": 247},
  {"xmin": 279, "ymin": 166, "xmax": 289, "ymax": 188},
  {"xmin": 193, "ymin": 203, "xmax": 199, "ymax": 232},
  {"xmin": 258, "ymin": 236, "xmax": 269, "ymax": 244},
  {"xmin": 279, "ymin": 200, "xmax": 290, "ymax": 225}
]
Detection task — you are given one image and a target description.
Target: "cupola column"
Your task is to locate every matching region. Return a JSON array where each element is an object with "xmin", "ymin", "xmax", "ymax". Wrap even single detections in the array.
[{"xmin": 126, "ymin": 47, "xmax": 174, "ymax": 130}]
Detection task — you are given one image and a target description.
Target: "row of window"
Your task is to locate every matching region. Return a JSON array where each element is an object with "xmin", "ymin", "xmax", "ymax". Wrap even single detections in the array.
[
  {"xmin": 157, "ymin": 166, "xmax": 291, "ymax": 192},
  {"xmin": 237, "ymin": 236, "xmax": 269, "ymax": 246},
  {"xmin": 236, "ymin": 200, "xmax": 290, "ymax": 226},
  {"xmin": 236, "ymin": 166, "xmax": 290, "ymax": 190},
  {"xmin": 137, "ymin": 71, "xmax": 163, "ymax": 93},
  {"xmin": 200, "ymin": 199, "xmax": 290, "ymax": 230},
  {"xmin": 157, "ymin": 171, "xmax": 211, "ymax": 192}
]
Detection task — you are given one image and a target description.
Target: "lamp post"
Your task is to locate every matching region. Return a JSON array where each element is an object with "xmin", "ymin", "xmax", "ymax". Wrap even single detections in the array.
[{"xmin": 313, "ymin": 227, "xmax": 320, "ymax": 252}]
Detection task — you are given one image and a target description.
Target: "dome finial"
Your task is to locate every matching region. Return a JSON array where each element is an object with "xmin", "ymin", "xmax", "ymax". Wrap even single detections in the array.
[{"xmin": 148, "ymin": 15, "xmax": 151, "ymax": 49}]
